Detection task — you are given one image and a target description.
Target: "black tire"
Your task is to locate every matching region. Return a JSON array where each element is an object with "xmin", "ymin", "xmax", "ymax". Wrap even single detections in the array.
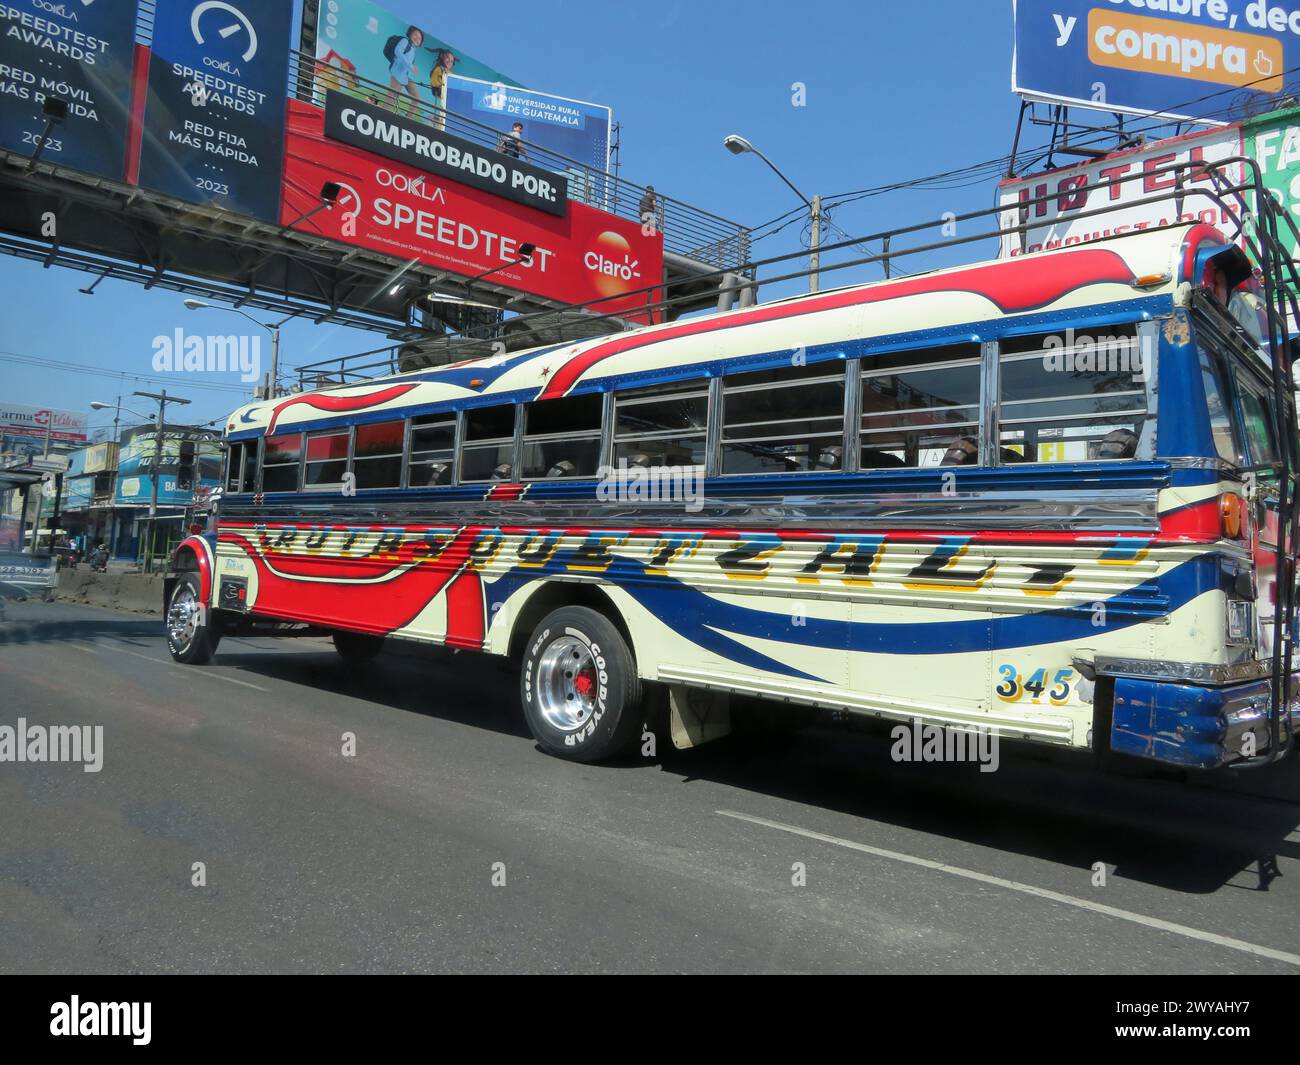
[
  {"xmin": 165, "ymin": 572, "xmax": 221, "ymax": 665},
  {"xmin": 520, "ymin": 606, "xmax": 642, "ymax": 763},
  {"xmin": 333, "ymin": 630, "xmax": 386, "ymax": 661}
]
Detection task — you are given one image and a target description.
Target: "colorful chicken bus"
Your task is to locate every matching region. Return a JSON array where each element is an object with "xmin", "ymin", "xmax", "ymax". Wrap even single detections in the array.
[{"xmin": 164, "ymin": 222, "xmax": 1298, "ymax": 770}]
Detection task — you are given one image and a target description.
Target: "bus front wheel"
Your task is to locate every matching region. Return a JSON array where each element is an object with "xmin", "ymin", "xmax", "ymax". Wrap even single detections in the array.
[
  {"xmin": 166, "ymin": 573, "xmax": 221, "ymax": 665},
  {"xmin": 520, "ymin": 607, "xmax": 642, "ymax": 763}
]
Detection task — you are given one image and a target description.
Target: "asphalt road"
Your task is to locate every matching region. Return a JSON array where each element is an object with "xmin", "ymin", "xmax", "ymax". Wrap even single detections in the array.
[{"xmin": 1, "ymin": 598, "xmax": 1299, "ymax": 974}]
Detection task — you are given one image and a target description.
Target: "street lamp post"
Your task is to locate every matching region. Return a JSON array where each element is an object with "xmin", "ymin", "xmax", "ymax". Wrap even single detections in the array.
[
  {"xmin": 724, "ymin": 134, "xmax": 822, "ymax": 293},
  {"xmin": 132, "ymin": 390, "xmax": 190, "ymax": 573},
  {"xmin": 184, "ymin": 299, "xmax": 288, "ymax": 400}
]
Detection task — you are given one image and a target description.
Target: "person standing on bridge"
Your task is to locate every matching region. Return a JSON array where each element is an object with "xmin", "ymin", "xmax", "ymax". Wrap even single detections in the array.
[{"xmin": 498, "ymin": 122, "xmax": 527, "ymax": 160}]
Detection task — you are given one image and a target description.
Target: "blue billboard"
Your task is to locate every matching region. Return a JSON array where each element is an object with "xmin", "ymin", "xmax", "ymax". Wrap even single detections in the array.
[
  {"xmin": 0, "ymin": 0, "xmax": 140, "ymax": 179},
  {"xmin": 445, "ymin": 76, "xmax": 612, "ymax": 188},
  {"xmin": 138, "ymin": 0, "xmax": 293, "ymax": 221},
  {"xmin": 1013, "ymin": 0, "xmax": 1297, "ymax": 122},
  {"xmin": 114, "ymin": 431, "xmax": 220, "ymax": 506}
]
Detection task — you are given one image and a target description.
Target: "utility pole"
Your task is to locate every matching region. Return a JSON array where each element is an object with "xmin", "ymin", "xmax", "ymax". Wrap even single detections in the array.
[
  {"xmin": 133, "ymin": 389, "xmax": 191, "ymax": 573},
  {"xmin": 809, "ymin": 194, "xmax": 822, "ymax": 294}
]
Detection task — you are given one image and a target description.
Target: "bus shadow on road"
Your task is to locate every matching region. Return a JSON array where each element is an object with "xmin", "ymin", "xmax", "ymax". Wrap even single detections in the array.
[
  {"xmin": 213, "ymin": 643, "xmax": 534, "ymax": 741},
  {"xmin": 658, "ymin": 722, "xmax": 1300, "ymax": 897}
]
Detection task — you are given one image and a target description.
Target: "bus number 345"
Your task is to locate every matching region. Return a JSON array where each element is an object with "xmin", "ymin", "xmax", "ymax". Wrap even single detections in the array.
[{"xmin": 995, "ymin": 665, "xmax": 1075, "ymax": 705}]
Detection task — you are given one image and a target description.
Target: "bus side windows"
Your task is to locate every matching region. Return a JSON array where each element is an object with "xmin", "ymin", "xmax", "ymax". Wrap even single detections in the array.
[
  {"xmin": 521, "ymin": 393, "xmax": 602, "ymax": 479},
  {"xmin": 998, "ymin": 328, "xmax": 1147, "ymax": 464},
  {"xmin": 352, "ymin": 420, "xmax": 405, "ymax": 489},
  {"xmin": 261, "ymin": 432, "xmax": 303, "ymax": 493},
  {"xmin": 408, "ymin": 414, "xmax": 456, "ymax": 487},
  {"xmin": 721, "ymin": 361, "xmax": 846, "ymax": 475},
  {"xmin": 614, "ymin": 383, "xmax": 708, "ymax": 469},
  {"xmin": 461, "ymin": 405, "xmax": 517, "ymax": 482},
  {"xmin": 303, "ymin": 429, "xmax": 349, "ymax": 488},
  {"xmin": 860, "ymin": 345, "xmax": 981, "ymax": 469}
]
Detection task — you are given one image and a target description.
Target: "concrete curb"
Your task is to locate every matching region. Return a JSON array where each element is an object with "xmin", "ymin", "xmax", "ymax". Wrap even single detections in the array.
[{"xmin": 56, "ymin": 568, "xmax": 163, "ymax": 615}]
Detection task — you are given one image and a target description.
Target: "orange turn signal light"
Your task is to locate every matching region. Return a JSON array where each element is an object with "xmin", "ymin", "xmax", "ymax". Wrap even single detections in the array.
[{"xmin": 1220, "ymin": 493, "xmax": 1246, "ymax": 539}]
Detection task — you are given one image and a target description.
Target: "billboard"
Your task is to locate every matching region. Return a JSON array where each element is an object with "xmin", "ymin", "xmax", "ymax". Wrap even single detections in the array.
[
  {"xmin": 0, "ymin": 405, "xmax": 88, "ymax": 445},
  {"xmin": 1245, "ymin": 104, "xmax": 1300, "ymax": 294},
  {"xmin": 0, "ymin": 0, "xmax": 140, "ymax": 179},
  {"xmin": 282, "ymin": 99, "xmax": 663, "ymax": 322},
  {"xmin": 114, "ymin": 431, "xmax": 220, "ymax": 506},
  {"xmin": 311, "ymin": 0, "xmax": 517, "ymax": 108},
  {"xmin": 137, "ymin": 0, "xmax": 293, "ymax": 222},
  {"xmin": 997, "ymin": 125, "xmax": 1246, "ymax": 257},
  {"xmin": 445, "ymin": 75, "xmax": 613, "ymax": 184},
  {"xmin": 1013, "ymin": 0, "xmax": 1296, "ymax": 122},
  {"xmin": 323, "ymin": 92, "xmax": 567, "ymax": 216}
]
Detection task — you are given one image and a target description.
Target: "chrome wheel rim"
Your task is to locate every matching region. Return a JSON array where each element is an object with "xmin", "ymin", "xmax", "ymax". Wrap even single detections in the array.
[
  {"xmin": 536, "ymin": 635, "xmax": 598, "ymax": 732},
  {"xmin": 167, "ymin": 584, "xmax": 198, "ymax": 650}
]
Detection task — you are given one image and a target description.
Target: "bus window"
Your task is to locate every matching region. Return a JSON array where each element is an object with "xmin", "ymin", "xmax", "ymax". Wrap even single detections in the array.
[
  {"xmin": 408, "ymin": 414, "xmax": 456, "ymax": 487},
  {"xmin": 998, "ymin": 329, "xmax": 1147, "ymax": 464},
  {"xmin": 225, "ymin": 443, "xmax": 245, "ymax": 493},
  {"xmin": 720, "ymin": 361, "xmax": 846, "ymax": 474},
  {"xmin": 1198, "ymin": 344, "xmax": 1244, "ymax": 466},
  {"xmin": 614, "ymin": 384, "xmax": 708, "ymax": 469},
  {"xmin": 303, "ymin": 430, "xmax": 349, "ymax": 488},
  {"xmin": 521, "ymin": 393, "xmax": 602, "ymax": 479},
  {"xmin": 1238, "ymin": 379, "xmax": 1279, "ymax": 469},
  {"xmin": 261, "ymin": 432, "xmax": 302, "ymax": 493},
  {"xmin": 859, "ymin": 345, "xmax": 981, "ymax": 468},
  {"xmin": 241, "ymin": 443, "xmax": 256, "ymax": 492},
  {"xmin": 461, "ymin": 406, "xmax": 518, "ymax": 482},
  {"xmin": 353, "ymin": 420, "xmax": 405, "ymax": 489}
]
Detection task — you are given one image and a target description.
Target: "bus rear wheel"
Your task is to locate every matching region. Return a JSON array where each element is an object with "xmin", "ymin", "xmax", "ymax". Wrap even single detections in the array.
[
  {"xmin": 166, "ymin": 573, "xmax": 221, "ymax": 665},
  {"xmin": 520, "ymin": 606, "xmax": 642, "ymax": 763},
  {"xmin": 332, "ymin": 631, "xmax": 386, "ymax": 661}
]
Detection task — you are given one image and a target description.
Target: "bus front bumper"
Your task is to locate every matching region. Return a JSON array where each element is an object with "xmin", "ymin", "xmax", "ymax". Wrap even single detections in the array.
[{"xmin": 1110, "ymin": 673, "xmax": 1300, "ymax": 769}]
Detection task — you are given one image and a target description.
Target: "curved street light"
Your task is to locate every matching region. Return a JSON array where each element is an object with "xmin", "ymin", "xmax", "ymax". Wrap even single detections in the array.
[{"xmin": 723, "ymin": 132, "xmax": 821, "ymax": 292}]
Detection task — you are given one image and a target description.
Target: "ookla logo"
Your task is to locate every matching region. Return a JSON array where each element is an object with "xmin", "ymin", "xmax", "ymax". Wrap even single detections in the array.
[
  {"xmin": 191, "ymin": 1, "xmax": 259, "ymax": 63},
  {"xmin": 32, "ymin": 0, "xmax": 78, "ymax": 19}
]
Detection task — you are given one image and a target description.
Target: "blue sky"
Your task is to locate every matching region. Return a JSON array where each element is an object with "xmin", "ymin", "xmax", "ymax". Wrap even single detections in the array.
[{"xmin": 2, "ymin": 0, "xmax": 1020, "ymax": 435}]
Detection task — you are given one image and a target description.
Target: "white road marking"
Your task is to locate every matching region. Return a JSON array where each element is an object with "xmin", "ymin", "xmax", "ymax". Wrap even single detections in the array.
[
  {"xmin": 717, "ymin": 809, "xmax": 1300, "ymax": 968},
  {"xmin": 117, "ymin": 648, "xmax": 268, "ymax": 692},
  {"xmin": 67, "ymin": 643, "xmax": 98, "ymax": 654}
]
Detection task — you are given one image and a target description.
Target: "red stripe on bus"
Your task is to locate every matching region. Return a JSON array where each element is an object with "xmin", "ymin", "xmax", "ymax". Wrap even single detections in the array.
[
  {"xmin": 539, "ymin": 249, "xmax": 1138, "ymax": 399},
  {"xmin": 265, "ymin": 384, "xmax": 418, "ymax": 433}
]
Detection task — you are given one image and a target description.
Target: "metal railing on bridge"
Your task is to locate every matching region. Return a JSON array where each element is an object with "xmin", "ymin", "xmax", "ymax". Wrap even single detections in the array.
[{"xmin": 285, "ymin": 50, "xmax": 752, "ymax": 272}]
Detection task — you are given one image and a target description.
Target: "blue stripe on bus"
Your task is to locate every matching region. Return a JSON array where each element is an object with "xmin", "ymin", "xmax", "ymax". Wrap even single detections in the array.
[
  {"xmin": 225, "ymin": 295, "xmax": 1173, "ymax": 441},
  {"xmin": 483, "ymin": 551, "xmax": 1216, "ymax": 683},
  {"xmin": 225, "ymin": 460, "xmax": 1173, "ymax": 505},
  {"xmin": 599, "ymin": 555, "xmax": 1208, "ymax": 661}
]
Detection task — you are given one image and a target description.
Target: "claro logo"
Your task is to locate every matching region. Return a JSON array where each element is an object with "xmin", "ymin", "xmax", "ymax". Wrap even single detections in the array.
[{"xmin": 585, "ymin": 231, "xmax": 642, "ymax": 297}]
